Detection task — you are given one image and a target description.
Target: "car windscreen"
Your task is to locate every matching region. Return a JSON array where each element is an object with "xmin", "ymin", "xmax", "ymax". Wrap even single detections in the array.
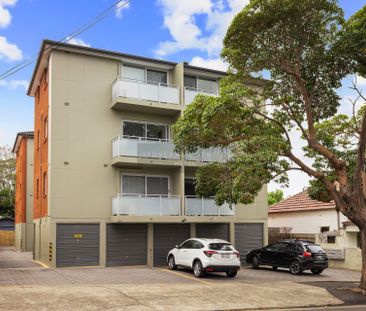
[
  {"xmin": 305, "ymin": 244, "xmax": 324, "ymax": 252},
  {"xmin": 209, "ymin": 243, "xmax": 233, "ymax": 251}
]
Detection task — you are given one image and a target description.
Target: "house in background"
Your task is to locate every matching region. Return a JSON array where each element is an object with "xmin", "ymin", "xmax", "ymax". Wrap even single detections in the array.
[
  {"xmin": 21, "ymin": 40, "xmax": 268, "ymax": 268},
  {"xmin": 12, "ymin": 131, "xmax": 34, "ymax": 252},
  {"xmin": 268, "ymin": 190, "xmax": 361, "ymax": 271}
]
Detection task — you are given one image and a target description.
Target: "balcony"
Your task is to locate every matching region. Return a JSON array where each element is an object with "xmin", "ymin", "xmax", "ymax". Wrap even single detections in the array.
[
  {"xmin": 112, "ymin": 194, "xmax": 181, "ymax": 216},
  {"xmin": 185, "ymin": 147, "xmax": 230, "ymax": 164},
  {"xmin": 112, "ymin": 79, "xmax": 181, "ymax": 115},
  {"xmin": 184, "ymin": 87, "xmax": 218, "ymax": 106},
  {"xmin": 112, "ymin": 136, "xmax": 181, "ymax": 167},
  {"xmin": 185, "ymin": 196, "xmax": 235, "ymax": 216}
]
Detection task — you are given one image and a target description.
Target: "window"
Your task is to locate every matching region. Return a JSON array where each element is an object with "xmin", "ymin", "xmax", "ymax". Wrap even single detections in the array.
[
  {"xmin": 44, "ymin": 117, "xmax": 48, "ymax": 141},
  {"xmin": 147, "ymin": 69, "xmax": 167, "ymax": 85},
  {"xmin": 123, "ymin": 121, "xmax": 169, "ymax": 141},
  {"xmin": 122, "ymin": 65, "xmax": 168, "ymax": 85},
  {"xmin": 122, "ymin": 65, "xmax": 145, "ymax": 81},
  {"xmin": 184, "ymin": 75, "xmax": 197, "ymax": 89},
  {"xmin": 146, "ymin": 124, "xmax": 168, "ymax": 141},
  {"xmin": 123, "ymin": 121, "xmax": 145, "ymax": 138},
  {"xmin": 209, "ymin": 243, "xmax": 233, "ymax": 251},
  {"xmin": 43, "ymin": 172, "xmax": 47, "ymax": 197},
  {"xmin": 184, "ymin": 178, "xmax": 196, "ymax": 196},
  {"xmin": 191, "ymin": 240, "xmax": 204, "ymax": 249},
  {"xmin": 320, "ymin": 226, "xmax": 330, "ymax": 233},
  {"xmin": 266, "ymin": 243, "xmax": 282, "ymax": 252},
  {"xmin": 327, "ymin": 236, "xmax": 336, "ymax": 243},
  {"xmin": 37, "ymin": 130, "xmax": 40, "ymax": 150},
  {"xmin": 180, "ymin": 240, "xmax": 193, "ymax": 249},
  {"xmin": 36, "ymin": 178, "xmax": 39, "ymax": 200},
  {"xmin": 279, "ymin": 242, "xmax": 293, "ymax": 252},
  {"xmin": 197, "ymin": 78, "xmax": 217, "ymax": 93},
  {"xmin": 121, "ymin": 175, "xmax": 169, "ymax": 195},
  {"xmin": 305, "ymin": 244, "xmax": 324, "ymax": 252},
  {"xmin": 357, "ymin": 232, "xmax": 361, "ymax": 248},
  {"xmin": 295, "ymin": 243, "xmax": 304, "ymax": 253}
]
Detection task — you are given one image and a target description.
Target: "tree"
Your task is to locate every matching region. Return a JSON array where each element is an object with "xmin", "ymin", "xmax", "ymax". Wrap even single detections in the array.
[
  {"xmin": 268, "ymin": 189, "xmax": 284, "ymax": 206},
  {"xmin": 0, "ymin": 147, "xmax": 15, "ymax": 218},
  {"xmin": 173, "ymin": 0, "xmax": 366, "ymax": 289}
]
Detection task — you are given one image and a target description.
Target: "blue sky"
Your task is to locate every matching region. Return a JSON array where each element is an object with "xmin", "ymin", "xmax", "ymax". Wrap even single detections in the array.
[{"xmin": 0, "ymin": 0, "xmax": 365, "ymax": 196}]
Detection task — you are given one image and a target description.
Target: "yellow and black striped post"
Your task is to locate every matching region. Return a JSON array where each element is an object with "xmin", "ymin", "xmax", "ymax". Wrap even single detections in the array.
[{"xmin": 48, "ymin": 242, "xmax": 53, "ymax": 261}]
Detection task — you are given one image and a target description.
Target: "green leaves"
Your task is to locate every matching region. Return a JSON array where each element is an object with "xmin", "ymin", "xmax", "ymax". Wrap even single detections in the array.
[
  {"xmin": 0, "ymin": 155, "xmax": 15, "ymax": 218},
  {"xmin": 268, "ymin": 189, "xmax": 284, "ymax": 206}
]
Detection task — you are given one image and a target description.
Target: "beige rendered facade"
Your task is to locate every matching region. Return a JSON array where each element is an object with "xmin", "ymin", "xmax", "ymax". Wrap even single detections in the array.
[{"xmin": 28, "ymin": 41, "xmax": 268, "ymax": 268}]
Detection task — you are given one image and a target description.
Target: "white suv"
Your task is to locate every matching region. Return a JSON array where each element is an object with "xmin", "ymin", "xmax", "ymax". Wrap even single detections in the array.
[{"xmin": 167, "ymin": 238, "xmax": 241, "ymax": 278}]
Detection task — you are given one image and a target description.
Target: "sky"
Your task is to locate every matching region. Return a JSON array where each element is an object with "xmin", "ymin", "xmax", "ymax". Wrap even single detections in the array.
[{"xmin": 0, "ymin": 0, "xmax": 365, "ymax": 197}]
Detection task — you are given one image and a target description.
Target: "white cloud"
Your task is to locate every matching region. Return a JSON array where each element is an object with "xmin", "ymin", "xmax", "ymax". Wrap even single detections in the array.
[
  {"xmin": 0, "ymin": 79, "xmax": 29, "ymax": 90},
  {"xmin": 0, "ymin": 0, "xmax": 17, "ymax": 28},
  {"xmin": 355, "ymin": 75, "xmax": 366, "ymax": 87},
  {"xmin": 115, "ymin": 1, "xmax": 130, "ymax": 19},
  {"xmin": 66, "ymin": 37, "xmax": 91, "ymax": 48},
  {"xmin": 0, "ymin": 36, "xmax": 22, "ymax": 60},
  {"xmin": 155, "ymin": 0, "xmax": 249, "ymax": 57},
  {"xmin": 190, "ymin": 56, "xmax": 228, "ymax": 71}
]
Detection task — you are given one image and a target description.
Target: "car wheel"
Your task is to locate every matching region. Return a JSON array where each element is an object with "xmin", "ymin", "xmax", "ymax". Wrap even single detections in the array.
[
  {"xmin": 272, "ymin": 266, "xmax": 278, "ymax": 271},
  {"xmin": 193, "ymin": 260, "xmax": 205, "ymax": 278},
  {"xmin": 252, "ymin": 256, "xmax": 259, "ymax": 269},
  {"xmin": 168, "ymin": 255, "xmax": 177, "ymax": 270},
  {"xmin": 311, "ymin": 269, "xmax": 324, "ymax": 275},
  {"xmin": 226, "ymin": 270, "xmax": 237, "ymax": 278},
  {"xmin": 289, "ymin": 260, "xmax": 303, "ymax": 275}
]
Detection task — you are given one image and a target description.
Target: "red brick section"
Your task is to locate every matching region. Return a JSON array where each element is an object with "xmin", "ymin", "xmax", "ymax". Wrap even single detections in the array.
[
  {"xmin": 34, "ymin": 69, "xmax": 49, "ymax": 219},
  {"xmin": 15, "ymin": 137, "xmax": 27, "ymax": 224},
  {"xmin": 268, "ymin": 190, "xmax": 336, "ymax": 213}
]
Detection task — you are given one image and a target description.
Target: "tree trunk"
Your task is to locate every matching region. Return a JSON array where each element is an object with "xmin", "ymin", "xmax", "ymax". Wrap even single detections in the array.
[{"xmin": 360, "ymin": 227, "xmax": 366, "ymax": 290}]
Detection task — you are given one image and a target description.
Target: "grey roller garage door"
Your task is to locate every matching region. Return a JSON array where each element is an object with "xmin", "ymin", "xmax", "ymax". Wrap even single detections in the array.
[
  {"xmin": 56, "ymin": 224, "xmax": 99, "ymax": 267},
  {"xmin": 153, "ymin": 224, "xmax": 190, "ymax": 266},
  {"xmin": 196, "ymin": 223, "xmax": 229, "ymax": 241},
  {"xmin": 235, "ymin": 223, "xmax": 263, "ymax": 264},
  {"xmin": 106, "ymin": 224, "xmax": 147, "ymax": 266}
]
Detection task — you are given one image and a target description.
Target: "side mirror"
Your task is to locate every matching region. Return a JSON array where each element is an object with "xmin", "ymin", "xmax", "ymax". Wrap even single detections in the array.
[{"xmin": 175, "ymin": 244, "xmax": 180, "ymax": 249}]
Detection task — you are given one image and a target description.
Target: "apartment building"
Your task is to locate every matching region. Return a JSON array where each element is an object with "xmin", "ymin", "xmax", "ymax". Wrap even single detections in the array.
[
  {"xmin": 26, "ymin": 40, "xmax": 268, "ymax": 267},
  {"xmin": 13, "ymin": 131, "xmax": 34, "ymax": 252}
]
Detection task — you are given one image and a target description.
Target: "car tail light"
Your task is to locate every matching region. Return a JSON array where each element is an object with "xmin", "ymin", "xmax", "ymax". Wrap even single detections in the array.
[
  {"xmin": 233, "ymin": 251, "xmax": 240, "ymax": 258},
  {"xmin": 303, "ymin": 251, "xmax": 312, "ymax": 258},
  {"xmin": 203, "ymin": 250, "xmax": 218, "ymax": 257}
]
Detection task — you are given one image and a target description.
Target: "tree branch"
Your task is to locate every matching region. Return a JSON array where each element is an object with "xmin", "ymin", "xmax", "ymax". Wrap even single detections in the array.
[{"xmin": 354, "ymin": 107, "xmax": 366, "ymax": 197}]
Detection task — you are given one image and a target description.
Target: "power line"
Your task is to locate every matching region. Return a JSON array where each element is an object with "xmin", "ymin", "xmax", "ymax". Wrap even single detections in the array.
[{"xmin": 0, "ymin": 0, "xmax": 132, "ymax": 81}]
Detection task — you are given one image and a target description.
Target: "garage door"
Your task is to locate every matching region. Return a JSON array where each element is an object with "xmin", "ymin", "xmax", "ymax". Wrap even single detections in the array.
[
  {"xmin": 196, "ymin": 223, "xmax": 229, "ymax": 241},
  {"xmin": 235, "ymin": 223, "xmax": 263, "ymax": 264},
  {"xmin": 153, "ymin": 224, "xmax": 190, "ymax": 266},
  {"xmin": 106, "ymin": 224, "xmax": 147, "ymax": 266},
  {"xmin": 56, "ymin": 224, "xmax": 99, "ymax": 267}
]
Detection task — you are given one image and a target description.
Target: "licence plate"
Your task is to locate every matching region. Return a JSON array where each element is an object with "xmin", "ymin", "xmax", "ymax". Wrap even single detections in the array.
[
  {"xmin": 222, "ymin": 254, "xmax": 230, "ymax": 258},
  {"xmin": 316, "ymin": 255, "xmax": 323, "ymax": 260}
]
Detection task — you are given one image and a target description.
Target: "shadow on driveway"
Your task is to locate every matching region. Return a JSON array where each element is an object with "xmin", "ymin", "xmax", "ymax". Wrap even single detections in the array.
[{"xmin": 297, "ymin": 281, "xmax": 366, "ymax": 307}]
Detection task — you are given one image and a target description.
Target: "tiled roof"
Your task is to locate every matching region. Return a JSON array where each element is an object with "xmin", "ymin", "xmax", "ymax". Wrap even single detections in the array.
[{"xmin": 268, "ymin": 190, "xmax": 336, "ymax": 213}]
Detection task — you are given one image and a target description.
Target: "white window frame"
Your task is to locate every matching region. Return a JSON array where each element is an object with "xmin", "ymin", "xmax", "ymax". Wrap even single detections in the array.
[
  {"xmin": 121, "ymin": 119, "xmax": 170, "ymax": 141},
  {"xmin": 120, "ymin": 173, "xmax": 171, "ymax": 195},
  {"xmin": 184, "ymin": 74, "xmax": 218, "ymax": 93},
  {"xmin": 121, "ymin": 64, "xmax": 170, "ymax": 85}
]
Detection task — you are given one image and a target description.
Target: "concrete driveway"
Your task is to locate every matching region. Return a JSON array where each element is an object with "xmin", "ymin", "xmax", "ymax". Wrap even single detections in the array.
[{"xmin": 0, "ymin": 247, "xmax": 365, "ymax": 310}]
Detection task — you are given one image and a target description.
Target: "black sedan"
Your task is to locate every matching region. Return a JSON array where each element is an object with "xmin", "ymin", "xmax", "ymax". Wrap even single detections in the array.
[{"xmin": 246, "ymin": 239, "xmax": 328, "ymax": 275}]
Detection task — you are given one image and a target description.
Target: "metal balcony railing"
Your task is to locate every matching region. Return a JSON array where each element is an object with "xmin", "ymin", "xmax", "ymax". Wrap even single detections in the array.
[
  {"xmin": 184, "ymin": 87, "xmax": 218, "ymax": 105},
  {"xmin": 112, "ymin": 194, "xmax": 181, "ymax": 216},
  {"xmin": 185, "ymin": 196, "xmax": 234, "ymax": 216},
  {"xmin": 113, "ymin": 78, "xmax": 180, "ymax": 105},
  {"xmin": 112, "ymin": 136, "xmax": 180, "ymax": 160}
]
